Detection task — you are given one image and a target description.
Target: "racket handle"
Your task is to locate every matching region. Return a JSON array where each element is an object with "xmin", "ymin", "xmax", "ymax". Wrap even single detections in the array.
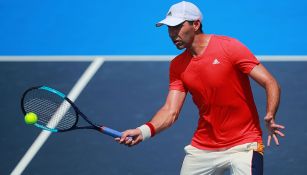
[
  {"xmin": 100, "ymin": 126, "xmax": 122, "ymax": 138},
  {"xmin": 100, "ymin": 126, "xmax": 133, "ymax": 140}
]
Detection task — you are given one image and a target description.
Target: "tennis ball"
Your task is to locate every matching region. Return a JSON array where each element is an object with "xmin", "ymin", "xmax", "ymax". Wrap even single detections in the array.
[{"xmin": 24, "ymin": 112, "xmax": 38, "ymax": 125}]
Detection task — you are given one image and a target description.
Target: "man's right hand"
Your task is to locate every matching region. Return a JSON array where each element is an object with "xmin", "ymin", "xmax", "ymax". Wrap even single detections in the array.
[{"xmin": 115, "ymin": 128, "xmax": 143, "ymax": 147}]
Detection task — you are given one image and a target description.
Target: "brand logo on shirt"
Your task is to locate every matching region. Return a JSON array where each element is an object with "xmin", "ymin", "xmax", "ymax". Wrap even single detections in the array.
[{"xmin": 212, "ymin": 58, "xmax": 220, "ymax": 65}]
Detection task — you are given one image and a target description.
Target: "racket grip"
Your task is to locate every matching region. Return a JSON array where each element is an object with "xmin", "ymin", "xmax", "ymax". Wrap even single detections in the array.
[
  {"xmin": 100, "ymin": 126, "xmax": 133, "ymax": 140},
  {"xmin": 101, "ymin": 126, "xmax": 122, "ymax": 138}
]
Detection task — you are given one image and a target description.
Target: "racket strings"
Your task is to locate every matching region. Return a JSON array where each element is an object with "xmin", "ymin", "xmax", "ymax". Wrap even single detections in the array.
[{"xmin": 23, "ymin": 89, "xmax": 77, "ymax": 130}]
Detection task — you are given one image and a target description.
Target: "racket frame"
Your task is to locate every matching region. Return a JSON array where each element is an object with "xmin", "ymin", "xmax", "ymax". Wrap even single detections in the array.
[{"xmin": 21, "ymin": 86, "xmax": 123, "ymax": 138}]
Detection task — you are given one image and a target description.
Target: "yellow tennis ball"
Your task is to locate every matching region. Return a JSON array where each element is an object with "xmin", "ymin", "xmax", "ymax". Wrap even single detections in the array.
[{"xmin": 24, "ymin": 112, "xmax": 38, "ymax": 125}]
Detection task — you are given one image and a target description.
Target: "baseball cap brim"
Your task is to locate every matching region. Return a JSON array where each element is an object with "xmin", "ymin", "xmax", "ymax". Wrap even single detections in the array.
[{"xmin": 156, "ymin": 16, "xmax": 185, "ymax": 27}]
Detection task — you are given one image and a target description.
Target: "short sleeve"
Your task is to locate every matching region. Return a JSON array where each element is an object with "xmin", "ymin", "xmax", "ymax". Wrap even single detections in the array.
[
  {"xmin": 169, "ymin": 59, "xmax": 187, "ymax": 92},
  {"xmin": 227, "ymin": 38, "xmax": 260, "ymax": 74}
]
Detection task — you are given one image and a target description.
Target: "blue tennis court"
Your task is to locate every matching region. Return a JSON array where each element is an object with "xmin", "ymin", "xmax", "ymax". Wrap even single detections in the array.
[
  {"xmin": 1, "ymin": 58, "xmax": 307, "ymax": 175},
  {"xmin": 1, "ymin": 0, "xmax": 307, "ymax": 174}
]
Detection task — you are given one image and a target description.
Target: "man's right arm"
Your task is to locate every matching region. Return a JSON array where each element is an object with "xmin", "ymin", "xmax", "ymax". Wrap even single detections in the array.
[{"xmin": 117, "ymin": 90, "xmax": 187, "ymax": 146}]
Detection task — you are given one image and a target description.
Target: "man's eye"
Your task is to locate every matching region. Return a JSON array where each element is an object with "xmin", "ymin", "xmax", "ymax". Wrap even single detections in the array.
[{"xmin": 173, "ymin": 24, "xmax": 182, "ymax": 30}]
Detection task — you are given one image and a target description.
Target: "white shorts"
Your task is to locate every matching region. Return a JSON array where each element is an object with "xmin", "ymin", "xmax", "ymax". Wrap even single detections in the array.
[{"xmin": 180, "ymin": 142, "xmax": 263, "ymax": 175}]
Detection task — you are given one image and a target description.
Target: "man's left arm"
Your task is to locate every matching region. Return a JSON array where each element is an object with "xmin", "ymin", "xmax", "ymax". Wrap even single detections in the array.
[{"xmin": 249, "ymin": 64, "xmax": 285, "ymax": 146}]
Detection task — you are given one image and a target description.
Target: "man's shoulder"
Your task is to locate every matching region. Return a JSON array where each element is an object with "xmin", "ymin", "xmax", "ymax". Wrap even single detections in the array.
[
  {"xmin": 170, "ymin": 50, "xmax": 189, "ymax": 64},
  {"xmin": 169, "ymin": 50, "xmax": 191, "ymax": 73},
  {"xmin": 212, "ymin": 34, "xmax": 244, "ymax": 52},
  {"xmin": 213, "ymin": 34, "xmax": 238, "ymax": 43}
]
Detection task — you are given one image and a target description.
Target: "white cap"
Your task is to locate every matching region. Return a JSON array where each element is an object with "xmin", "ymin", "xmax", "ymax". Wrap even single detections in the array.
[{"xmin": 156, "ymin": 1, "xmax": 202, "ymax": 27}]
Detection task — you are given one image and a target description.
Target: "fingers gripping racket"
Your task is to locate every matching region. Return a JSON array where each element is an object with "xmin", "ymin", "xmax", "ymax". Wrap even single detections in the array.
[{"xmin": 21, "ymin": 86, "xmax": 123, "ymax": 138}]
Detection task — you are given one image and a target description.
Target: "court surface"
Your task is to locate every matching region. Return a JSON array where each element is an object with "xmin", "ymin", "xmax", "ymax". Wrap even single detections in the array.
[{"xmin": 1, "ymin": 56, "xmax": 307, "ymax": 175}]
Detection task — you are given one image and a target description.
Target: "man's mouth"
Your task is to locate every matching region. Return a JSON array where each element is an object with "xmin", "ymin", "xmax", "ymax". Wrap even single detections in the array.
[{"xmin": 173, "ymin": 40, "xmax": 182, "ymax": 45}]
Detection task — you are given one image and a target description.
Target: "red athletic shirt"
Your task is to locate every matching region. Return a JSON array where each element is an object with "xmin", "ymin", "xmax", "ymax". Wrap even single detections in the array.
[{"xmin": 169, "ymin": 35, "xmax": 262, "ymax": 150}]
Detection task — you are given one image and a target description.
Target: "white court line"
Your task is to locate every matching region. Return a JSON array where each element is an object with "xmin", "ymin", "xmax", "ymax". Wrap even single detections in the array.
[
  {"xmin": 10, "ymin": 57, "xmax": 105, "ymax": 175},
  {"xmin": 0, "ymin": 56, "xmax": 96, "ymax": 61},
  {"xmin": 1, "ymin": 55, "xmax": 307, "ymax": 62},
  {"xmin": 103, "ymin": 55, "xmax": 307, "ymax": 62}
]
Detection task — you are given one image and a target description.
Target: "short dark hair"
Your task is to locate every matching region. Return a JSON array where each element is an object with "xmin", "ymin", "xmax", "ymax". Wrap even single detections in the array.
[{"xmin": 187, "ymin": 21, "xmax": 203, "ymax": 33}]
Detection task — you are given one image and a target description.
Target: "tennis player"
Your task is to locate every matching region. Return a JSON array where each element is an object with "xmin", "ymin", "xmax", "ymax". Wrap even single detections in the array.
[{"xmin": 117, "ymin": 1, "xmax": 285, "ymax": 174}]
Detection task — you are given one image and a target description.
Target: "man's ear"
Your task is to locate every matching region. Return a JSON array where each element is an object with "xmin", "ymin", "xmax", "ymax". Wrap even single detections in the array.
[{"xmin": 193, "ymin": 20, "xmax": 201, "ymax": 32}]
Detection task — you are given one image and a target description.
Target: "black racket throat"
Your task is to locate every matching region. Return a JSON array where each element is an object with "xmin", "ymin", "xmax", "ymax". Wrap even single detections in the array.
[{"xmin": 67, "ymin": 113, "xmax": 103, "ymax": 132}]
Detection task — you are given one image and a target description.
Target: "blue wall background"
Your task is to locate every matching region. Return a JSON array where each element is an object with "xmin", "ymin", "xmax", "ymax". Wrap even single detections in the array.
[{"xmin": 0, "ymin": 0, "xmax": 306, "ymax": 55}]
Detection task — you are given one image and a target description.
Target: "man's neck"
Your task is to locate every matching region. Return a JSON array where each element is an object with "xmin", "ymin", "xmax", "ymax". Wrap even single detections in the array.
[{"xmin": 188, "ymin": 33, "xmax": 211, "ymax": 57}]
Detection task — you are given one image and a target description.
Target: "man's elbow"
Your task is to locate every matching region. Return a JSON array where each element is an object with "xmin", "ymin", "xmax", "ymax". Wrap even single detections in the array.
[
  {"xmin": 266, "ymin": 78, "xmax": 281, "ymax": 94},
  {"xmin": 273, "ymin": 78, "xmax": 281, "ymax": 92},
  {"xmin": 277, "ymin": 82, "xmax": 281, "ymax": 93}
]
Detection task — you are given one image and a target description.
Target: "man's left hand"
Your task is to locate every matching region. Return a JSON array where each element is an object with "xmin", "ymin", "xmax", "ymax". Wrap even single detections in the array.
[{"xmin": 264, "ymin": 115, "xmax": 285, "ymax": 146}]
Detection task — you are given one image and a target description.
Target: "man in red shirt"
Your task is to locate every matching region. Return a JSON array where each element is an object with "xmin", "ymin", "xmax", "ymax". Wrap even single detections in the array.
[{"xmin": 117, "ymin": 1, "xmax": 285, "ymax": 174}]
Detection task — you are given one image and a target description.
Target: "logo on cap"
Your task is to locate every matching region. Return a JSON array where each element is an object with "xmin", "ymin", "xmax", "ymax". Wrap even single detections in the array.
[{"xmin": 167, "ymin": 11, "xmax": 172, "ymax": 16}]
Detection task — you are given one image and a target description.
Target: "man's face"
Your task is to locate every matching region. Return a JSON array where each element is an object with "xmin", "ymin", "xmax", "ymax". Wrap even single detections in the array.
[{"xmin": 168, "ymin": 21, "xmax": 195, "ymax": 50}]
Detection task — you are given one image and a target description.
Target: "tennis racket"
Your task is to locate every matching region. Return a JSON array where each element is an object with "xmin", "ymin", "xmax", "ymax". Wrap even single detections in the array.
[{"xmin": 21, "ymin": 85, "xmax": 124, "ymax": 138}]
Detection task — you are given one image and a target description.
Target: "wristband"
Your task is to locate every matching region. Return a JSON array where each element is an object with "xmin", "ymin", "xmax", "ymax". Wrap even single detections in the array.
[
  {"xmin": 137, "ymin": 122, "xmax": 156, "ymax": 141},
  {"xmin": 145, "ymin": 122, "xmax": 156, "ymax": 137}
]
